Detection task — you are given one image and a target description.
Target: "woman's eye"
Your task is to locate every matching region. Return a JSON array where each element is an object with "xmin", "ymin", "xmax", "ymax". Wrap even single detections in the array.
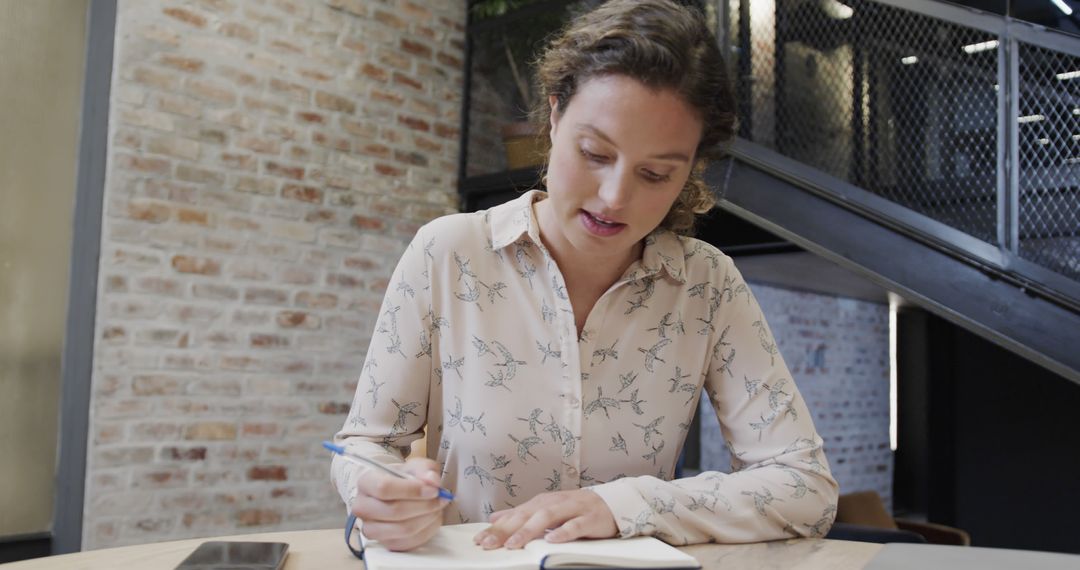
[
  {"xmin": 579, "ymin": 148, "xmax": 608, "ymax": 163},
  {"xmin": 643, "ymin": 170, "xmax": 670, "ymax": 183}
]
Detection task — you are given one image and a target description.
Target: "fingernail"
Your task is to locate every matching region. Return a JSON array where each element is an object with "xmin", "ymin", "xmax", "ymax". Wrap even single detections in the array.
[
  {"xmin": 482, "ymin": 535, "xmax": 498, "ymax": 548},
  {"xmin": 421, "ymin": 486, "xmax": 439, "ymax": 499},
  {"xmin": 424, "ymin": 470, "xmax": 440, "ymax": 483},
  {"xmin": 505, "ymin": 535, "xmax": 520, "ymax": 549}
]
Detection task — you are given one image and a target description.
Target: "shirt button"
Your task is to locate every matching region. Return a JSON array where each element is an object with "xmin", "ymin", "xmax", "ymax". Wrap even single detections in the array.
[
  {"xmin": 566, "ymin": 466, "xmax": 578, "ymax": 477},
  {"xmin": 569, "ymin": 396, "xmax": 580, "ymax": 408}
]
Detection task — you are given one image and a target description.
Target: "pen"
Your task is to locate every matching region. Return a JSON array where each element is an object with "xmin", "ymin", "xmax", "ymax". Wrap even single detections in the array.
[{"xmin": 321, "ymin": 441, "xmax": 455, "ymax": 501}]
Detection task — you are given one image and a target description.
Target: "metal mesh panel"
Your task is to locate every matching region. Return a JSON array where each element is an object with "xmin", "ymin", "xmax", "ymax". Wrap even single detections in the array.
[
  {"xmin": 731, "ymin": 0, "xmax": 999, "ymax": 243},
  {"xmin": 1017, "ymin": 43, "xmax": 1080, "ymax": 281}
]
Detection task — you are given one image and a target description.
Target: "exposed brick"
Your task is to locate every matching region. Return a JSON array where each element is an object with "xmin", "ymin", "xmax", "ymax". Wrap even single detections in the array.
[
  {"xmin": 193, "ymin": 283, "xmax": 240, "ymax": 301},
  {"xmin": 281, "ymin": 184, "xmax": 323, "ymax": 203},
  {"xmin": 218, "ymin": 21, "xmax": 257, "ymax": 42},
  {"xmin": 241, "ymin": 422, "xmax": 281, "ymax": 438},
  {"xmin": 433, "ymin": 122, "xmax": 459, "ymax": 139},
  {"xmin": 401, "ymin": 38, "xmax": 432, "ymax": 59},
  {"xmin": 374, "ymin": 163, "xmax": 405, "ymax": 177},
  {"xmin": 295, "ymin": 111, "xmax": 325, "ymax": 124},
  {"xmin": 186, "ymin": 79, "xmax": 237, "ymax": 105},
  {"xmin": 397, "ymin": 115, "xmax": 430, "ymax": 132},
  {"xmin": 373, "ymin": 9, "xmax": 406, "ymax": 30},
  {"xmin": 268, "ymin": 78, "xmax": 310, "ymax": 103},
  {"xmin": 276, "ymin": 310, "xmax": 320, "ymax": 329},
  {"xmin": 294, "ymin": 291, "xmax": 338, "ymax": 313},
  {"xmin": 247, "ymin": 465, "xmax": 287, "ymax": 481},
  {"xmin": 370, "ymin": 88, "xmax": 405, "ymax": 106},
  {"xmin": 393, "ymin": 72, "xmax": 423, "ymax": 91},
  {"xmin": 163, "ymin": 7, "xmax": 208, "ymax": 28},
  {"xmin": 172, "ymin": 255, "xmax": 222, "ymax": 275},
  {"xmin": 251, "ymin": 333, "xmax": 289, "ymax": 348},
  {"xmin": 233, "ymin": 175, "xmax": 277, "ymax": 195},
  {"xmin": 160, "ymin": 55, "xmax": 205, "ymax": 73},
  {"xmin": 127, "ymin": 200, "xmax": 171, "ymax": 223},
  {"xmin": 184, "ymin": 422, "xmax": 237, "ymax": 441},
  {"xmin": 176, "ymin": 164, "xmax": 226, "ymax": 185},
  {"xmin": 236, "ymin": 508, "xmax": 282, "ymax": 527},
  {"xmin": 351, "ymin": 215, "xmax": 385, "ymax": 231},
  {"xmin": 133, "ymin": 67, "xmax": 179, "ymax": 91},
  {"xmin": 317, "ymin": 402, "xmax": 350, "ymax": 414},
  {"xmin": 359, "ymin": 63, "xmax": 388, "ymax": 82},
  {"xmin": 245, "ymin": 287, "xmax": 290, "ymax": 306},
  {"xmin": 315, "ymin": 91, "xmax": 356, "ymax": 114},
  {"xmin": 437, "ymin": 51, "xmax": 462, "ymax": 68},
  {"xmin": 265, "ymin": 161, "xmax": 305, "ymax": 180}
]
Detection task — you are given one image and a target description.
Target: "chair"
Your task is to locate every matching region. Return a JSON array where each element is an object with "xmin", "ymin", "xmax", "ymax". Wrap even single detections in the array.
[{"xmin": 830, "ymin": 490, "xmax": 971, "ymax": 546}]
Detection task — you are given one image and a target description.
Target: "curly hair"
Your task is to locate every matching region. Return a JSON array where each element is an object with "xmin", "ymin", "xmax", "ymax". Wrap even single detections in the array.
[{"xmin": 531, "ymin": 0, "xmax": 737, "ymax": 235}]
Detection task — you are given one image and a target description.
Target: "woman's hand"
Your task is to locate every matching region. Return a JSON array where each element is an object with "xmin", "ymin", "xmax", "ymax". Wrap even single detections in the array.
[
  {"xmin": 472, "ymin": 489, "xmax": 618, "ymax": 549},
  {"xmin": 352, "ymin": 457, "xmax": 450, "ymax": 551}
]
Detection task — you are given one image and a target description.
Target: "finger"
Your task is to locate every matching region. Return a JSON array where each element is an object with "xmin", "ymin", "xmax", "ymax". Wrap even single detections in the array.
[
  {"xmin": 472, "ymin": 524, "xmax": 494, "ymax": 545},
  {"xmin": 480, "ymin": 510, "xmax": 532, "ymax": 549},
  {"xmin": 357, "ymin": 471, "xmax": 441, "ymax": 501},
  {"xmin": 362, "ymin": 509, "xmax": 444, "ymax": 545},
  {"xmin": 545, "ymin": 516, "xmax": 588, "ymax": 543},
  {"xmin": 401, "ymin": 457, "xmax": 441, "ymax": 478},
  {"xmin": 381, "ymin": 512, "xmax": 444, "ymax": 552},
  {"xmin": 488, "ymin": 509, "xmax": 510, "ymax": 524},
  {"xmin": 505, "ymin": 507, "xmax": 573, "ymax": 549},
  {"xmin": 351, "ymin": 494, "xmax": 447, "ymax": 522}
]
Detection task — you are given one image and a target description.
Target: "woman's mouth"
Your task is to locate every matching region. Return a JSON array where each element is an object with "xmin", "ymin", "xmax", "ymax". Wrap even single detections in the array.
[{"xmin": 579, "ymin": 209, "xmax": 626, "ymax": 237}]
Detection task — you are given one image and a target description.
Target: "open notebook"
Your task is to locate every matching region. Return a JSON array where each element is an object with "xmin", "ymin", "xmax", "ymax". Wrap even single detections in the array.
[{"xmin": 360, "ymin": 523, "xmax": 702, "ymax": 570}]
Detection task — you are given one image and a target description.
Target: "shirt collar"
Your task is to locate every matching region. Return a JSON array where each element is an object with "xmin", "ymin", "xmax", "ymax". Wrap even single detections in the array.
[
  {"xmin": 489, "ymin": 190, "xmax": 545, "ymax": 250},
  {"xmin": 487, "ymin": 189, "xmax": 687, "ymax": 284},
  {"xmin": 625, "ymin": 229, "xmax": 687, "ymax": 285}
]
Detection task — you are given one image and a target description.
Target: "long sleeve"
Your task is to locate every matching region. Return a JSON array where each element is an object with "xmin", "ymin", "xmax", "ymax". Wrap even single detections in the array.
[
  {"xmin": 590, "ymin": 260, "xmax": 839, "ymax": 544},
  {"xmin": 331, "ymin": 226, "xmax": 435, "ymax": 513}
]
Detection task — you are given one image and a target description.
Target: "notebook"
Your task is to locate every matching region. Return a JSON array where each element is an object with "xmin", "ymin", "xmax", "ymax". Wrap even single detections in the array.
[{"xmin": 360, "ymin": 522, "xmax": 702, "ymax": 570}]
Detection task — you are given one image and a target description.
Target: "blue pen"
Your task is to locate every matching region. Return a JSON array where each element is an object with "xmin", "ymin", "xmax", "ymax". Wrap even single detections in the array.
[{"xmin": 322, "ymin": 441, "xmax": 455, "ymax": 501}]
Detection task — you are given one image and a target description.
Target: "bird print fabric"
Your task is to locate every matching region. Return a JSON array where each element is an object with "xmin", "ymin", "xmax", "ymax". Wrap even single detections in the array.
[{"xmin": 332, "ymin": 191, "xmax": 838, "ymax": 545}]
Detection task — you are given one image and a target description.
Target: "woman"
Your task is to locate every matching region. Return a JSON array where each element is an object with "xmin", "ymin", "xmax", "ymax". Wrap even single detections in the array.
[{"xmin": 331, "ymin": 0, "xmax": 838, "ymax": 552}]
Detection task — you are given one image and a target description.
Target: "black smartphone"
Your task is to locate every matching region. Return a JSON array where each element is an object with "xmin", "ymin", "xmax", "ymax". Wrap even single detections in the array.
[{"xmin": 174, "ymin": 541, "xmax": 289, "ymax": 569}]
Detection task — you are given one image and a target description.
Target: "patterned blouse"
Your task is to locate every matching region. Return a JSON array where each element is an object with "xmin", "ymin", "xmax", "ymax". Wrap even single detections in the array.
[{"xmin": 332, "ymin": 190, "xmax": 838, "ymax": 545}]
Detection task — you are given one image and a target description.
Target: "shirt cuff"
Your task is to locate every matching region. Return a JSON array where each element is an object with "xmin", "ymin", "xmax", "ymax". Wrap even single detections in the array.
[{"xmin": 589, "ymin": 479, "xmax": 653, "ymax": 538}]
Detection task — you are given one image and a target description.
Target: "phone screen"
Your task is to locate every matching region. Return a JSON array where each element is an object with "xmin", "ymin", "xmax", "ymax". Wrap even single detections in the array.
[{"xmin": 174, "ymin": 541, "xmax": 289, "ymax": 569}]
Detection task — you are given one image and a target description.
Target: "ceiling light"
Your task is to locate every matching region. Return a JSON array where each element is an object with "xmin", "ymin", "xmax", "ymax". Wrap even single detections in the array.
[
  {"xmin": 1018, "ymin": 114, "xmax": 1045, "ymax": 123},
  {"xmin": 963, "ymin": 40, "xmax": 999, "ymax": 54},
  {"xmin": 1038, "ymin": 138, "xmax": 1051, "ymax": 145},
  {"xmin": 824, "ymin": 0, "xmax": 854, "ymax": 19},
  {"xmin": 1051, "ymin": 0, "xmax": 1074, "ymax": 16},
  {"xmin": 901, "ymin": 56, "xmax": 918, "ymax": 65},
  {"xmin": 1056, "ymin": 70, "xmax": 1080, "ymax": 80}
]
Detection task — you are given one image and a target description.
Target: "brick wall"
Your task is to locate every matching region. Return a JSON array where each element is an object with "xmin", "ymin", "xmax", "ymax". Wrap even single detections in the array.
[
  {"xmin": 86, "ymin": 0, "xmax": 465, "ymax": 549},
  {"xmin": 698, "ymin": 282, "xmax": 894, "ymax": 508}
]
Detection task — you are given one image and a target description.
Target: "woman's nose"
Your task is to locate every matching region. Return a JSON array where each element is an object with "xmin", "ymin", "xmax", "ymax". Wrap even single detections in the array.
[{"xmin": 597, "ymin": 171, "xmax": 632, "ymax": 210}]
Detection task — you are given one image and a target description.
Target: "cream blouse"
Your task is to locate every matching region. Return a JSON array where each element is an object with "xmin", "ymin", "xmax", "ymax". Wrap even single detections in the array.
[{"xmin": 332, "ymin": 190, "xmax": 838, "ymax": 545}]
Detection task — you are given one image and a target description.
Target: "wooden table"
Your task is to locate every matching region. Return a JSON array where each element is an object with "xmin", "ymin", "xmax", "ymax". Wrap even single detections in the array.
[{"xmin": 0, "ymin": 529, "xmax": 883, "ymax": 569}]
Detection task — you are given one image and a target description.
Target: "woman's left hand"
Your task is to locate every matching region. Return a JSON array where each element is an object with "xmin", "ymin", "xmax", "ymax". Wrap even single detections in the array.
[{"xmin": 472, "ymin": 489, "xmax": 618, "ymax": 549}]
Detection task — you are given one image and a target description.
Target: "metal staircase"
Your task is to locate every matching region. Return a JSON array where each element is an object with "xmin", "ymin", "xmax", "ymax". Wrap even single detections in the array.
[{"xmin": 713, "ymin": 0, "xmax": 1080, "ymax": 384}]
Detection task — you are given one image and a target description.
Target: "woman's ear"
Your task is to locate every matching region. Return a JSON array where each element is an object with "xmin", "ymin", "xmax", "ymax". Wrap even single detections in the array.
[{"xmin": 548, "ymin": 95, "xmax": 560, "ymax": 142}]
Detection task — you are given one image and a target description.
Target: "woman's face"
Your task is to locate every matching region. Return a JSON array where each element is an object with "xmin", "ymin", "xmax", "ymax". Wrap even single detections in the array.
[{"xmin": 539, "ymin": 74, "xmax": 703, "ymax": 264}]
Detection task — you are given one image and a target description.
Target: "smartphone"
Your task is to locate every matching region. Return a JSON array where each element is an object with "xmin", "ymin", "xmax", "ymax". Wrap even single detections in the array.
[{"xmin": 174, "ymin": 541, "xmax": 289, "ymax": 569}]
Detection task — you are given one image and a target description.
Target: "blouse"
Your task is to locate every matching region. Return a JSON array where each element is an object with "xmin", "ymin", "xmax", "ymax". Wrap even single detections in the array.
[{"xmin": 331, "ymin": 190, "xmax": 838, "ymax": 545}]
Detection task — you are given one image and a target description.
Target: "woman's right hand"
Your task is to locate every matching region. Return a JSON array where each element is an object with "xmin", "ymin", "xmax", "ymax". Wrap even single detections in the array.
[{"xmin": 351, "ymin": 457, "xmax": 449, "ymax": 551}]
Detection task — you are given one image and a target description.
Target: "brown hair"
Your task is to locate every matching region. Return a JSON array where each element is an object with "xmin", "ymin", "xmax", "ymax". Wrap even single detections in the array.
[{"xmin": 532, "ymin": 0, "xmax": 736, "ymax": 235}]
